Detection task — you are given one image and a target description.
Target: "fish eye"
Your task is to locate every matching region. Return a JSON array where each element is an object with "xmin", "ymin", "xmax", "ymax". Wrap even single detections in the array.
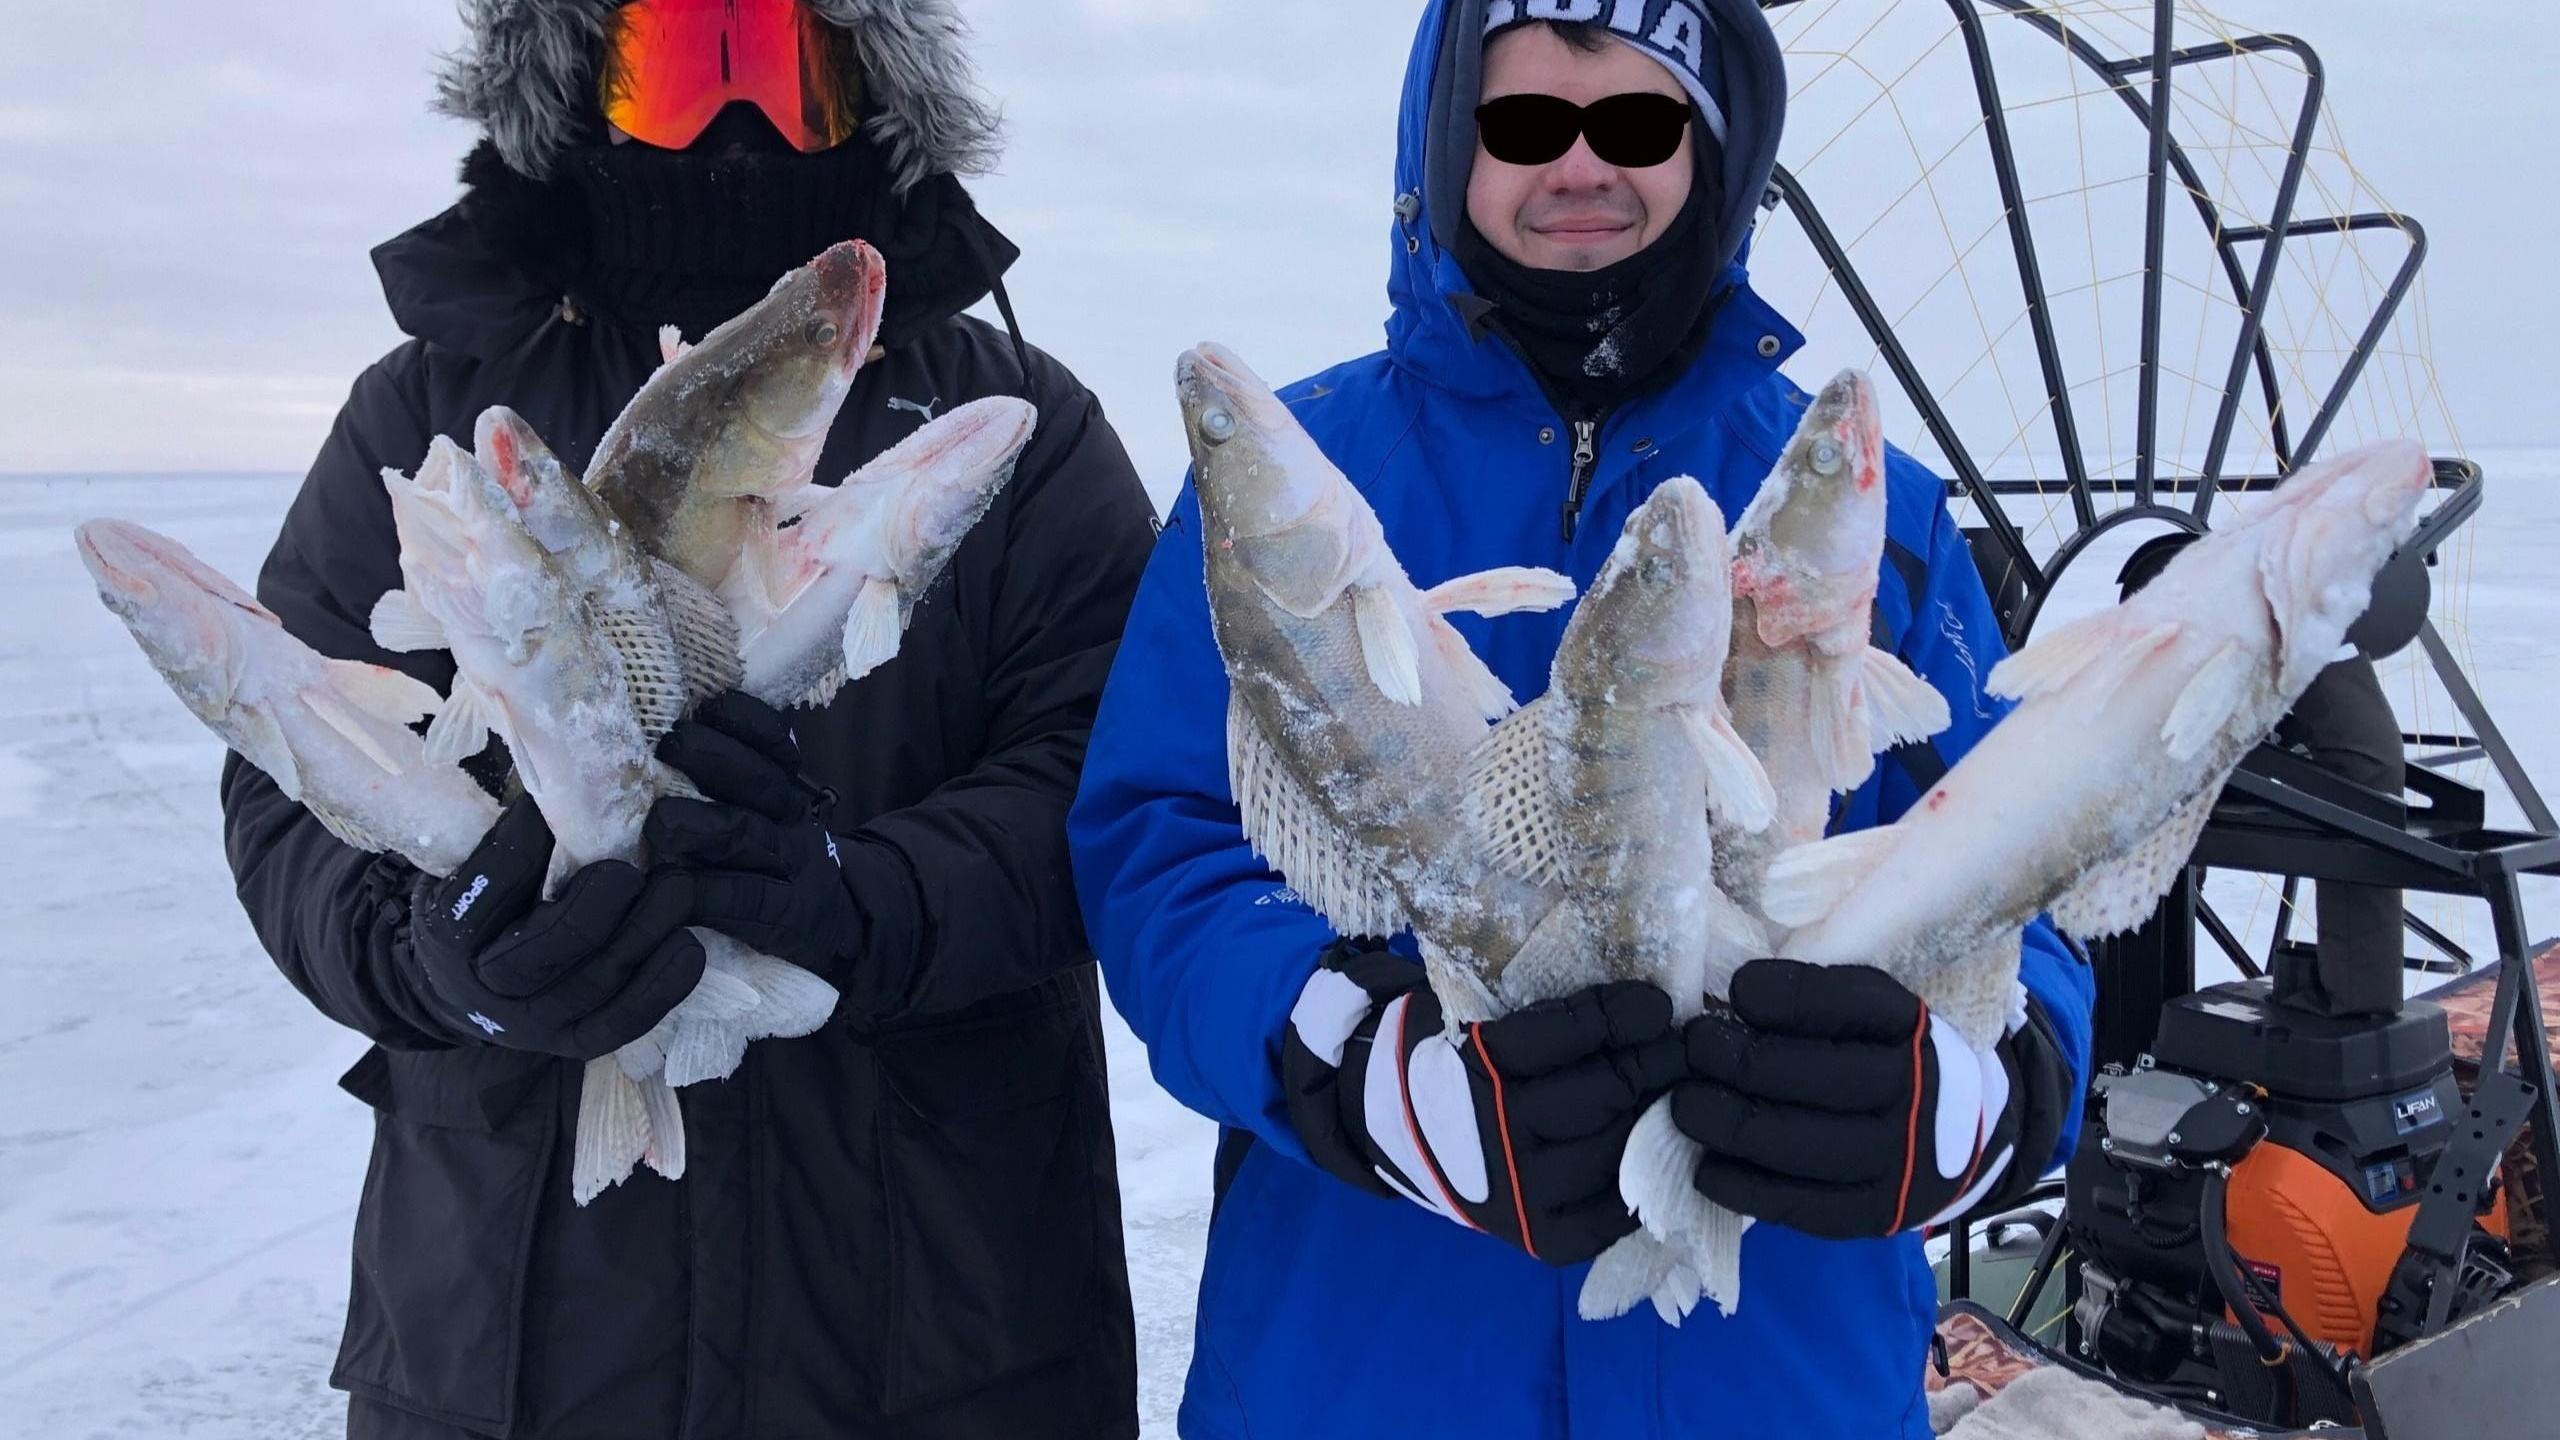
[
  {"xmin": 1200, "ymin": 408, "xmax": 1237, "ymax": 444},
  {"xmin": 1810, "ymin": 439, "xmax": 1844, "ymax": 476},
  {"xmin": 807, "ymin": 318, "xmax": 840, "ymax": 348}
]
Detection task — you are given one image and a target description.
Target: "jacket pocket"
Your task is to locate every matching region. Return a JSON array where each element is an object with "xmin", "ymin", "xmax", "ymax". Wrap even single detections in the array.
[
  {"xmin": 873, "ymin": 991, "xmax": 1104, "ymax": 1414},
  {"xmin": 331, "ymin": 1046, "xmax": 559, "ymax": 1438}
]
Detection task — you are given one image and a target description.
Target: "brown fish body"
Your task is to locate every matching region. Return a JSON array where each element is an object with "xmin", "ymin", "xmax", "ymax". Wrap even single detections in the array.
[{"xmin": 589, "ymin": 240, "xmax": 886, "ymax": 587}]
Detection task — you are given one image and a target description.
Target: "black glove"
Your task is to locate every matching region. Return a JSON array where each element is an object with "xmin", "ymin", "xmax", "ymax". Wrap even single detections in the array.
[
  {"xmin": 1282, "ymin": 943, "xmax": 1687, "ymax": 1265},
  {"xmin": 1672, "ymin": 959, "xmax": 2074, "ymax": 1241},
  {"xmin": 401, "ymin": 797, "xmax": 706, "ymax": 1059},
  {"xmin": 647, "ymin": 690, "xmax": 859, "ymax": 974}
]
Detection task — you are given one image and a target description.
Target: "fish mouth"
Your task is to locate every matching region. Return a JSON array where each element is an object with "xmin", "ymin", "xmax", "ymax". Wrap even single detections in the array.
[
  {"xmin": 474, "ymin": 408, "xmax": 544, "ymax": 512},
  {"xmin": 77, "ymin": 517, "xmax": 272, "ymax": 618},
  {"xmin": 1639, "ymin": 474, "xmax": 1719, "ymax": 553},
  {"xmin": 75, "ymin": 518, "xmax": 163, "ymax": 603},
  {"xmin": 809, "ymin": 239, "xmax": 888, "ymax": 378},
  {"xmin": 1178, "ymin": 342, "xmax": 1288, "ymax": 444}
]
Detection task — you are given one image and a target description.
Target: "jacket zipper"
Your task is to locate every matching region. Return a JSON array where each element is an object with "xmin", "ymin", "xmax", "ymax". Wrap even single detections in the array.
[{"xmin": 1560, "ymin": 414, "xmax": 1603, "ymax": 542}]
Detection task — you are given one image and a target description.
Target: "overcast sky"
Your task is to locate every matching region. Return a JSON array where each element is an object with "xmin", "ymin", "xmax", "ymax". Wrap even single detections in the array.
[{"xmin": 2, "ymin": 1, "xmax": 2551, "ymax": 486}]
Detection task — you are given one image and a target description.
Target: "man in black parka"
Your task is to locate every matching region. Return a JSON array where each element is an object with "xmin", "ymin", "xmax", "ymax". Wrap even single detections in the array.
[{"xmin": 219, "ymin": 2, "xmax": 1149, "ymax": 1435}]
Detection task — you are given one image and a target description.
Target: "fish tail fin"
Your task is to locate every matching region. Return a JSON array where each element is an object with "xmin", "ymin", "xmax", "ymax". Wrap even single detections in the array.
[
  {"xmin": 1758, "ymin": 827, "xmax": 1901, "ymax": 929},
  {"xmin": 1620, "ymin": 1098, "xmax": 1750, "ymax": 1320},
  {"xmin": 638, "ymin": 1071, "xmax": 686, "ymax": 1180},
  {"xmin": 573, "ymin": 1057, "xmax": 652, "ymax": 1206}
]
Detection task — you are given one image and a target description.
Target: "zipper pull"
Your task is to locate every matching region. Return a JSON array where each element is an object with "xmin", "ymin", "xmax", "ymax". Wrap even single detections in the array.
[{"xmin": 1560, "ymin": 419, "xmax": 1600, "ymax": 542}]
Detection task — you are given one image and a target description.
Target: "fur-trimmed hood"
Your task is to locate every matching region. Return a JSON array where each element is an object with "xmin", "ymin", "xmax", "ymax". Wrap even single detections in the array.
[{"xmin": 433, "ymin": 0, "xmax": 1003, "ymax": 191}]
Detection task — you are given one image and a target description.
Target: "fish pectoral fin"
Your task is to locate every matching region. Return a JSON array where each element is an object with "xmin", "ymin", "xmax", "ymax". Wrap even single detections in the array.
[
  {"xmin": 1861, "ymin": 648, "xmax": 1952, "ymax": 751},
  {"xmin": 1432, "ymin": 615, "xmax": 1519, "ymax": 721},
  {"xmin": 1226, "ymin": 699, "xmax": 1404, "ymax": 939},
  {"xmin": 1682, "ymin": 704, "xmax": 1778, "ymax": 833},
  {"xmin": 368, "ymin": 588, "xmax": 448, "ymax": 653},
  {"xmin": 839, "ymin": 576, "xmax": 905, "ymax": 684},
  {"xmin": 1758, "ymin": 826, "xmax": 1900, "ymax": 929},
  {"xmin": 1492, "ymin": 899, "xmax": 1590, "ymax": 1010},
  {"xmin": 1420, "ymin": 566, "xmax": 1579, "ymax": 618},
  {"xmin": 1808, "ymin": 660, "xmax": 1882, "ymax": 796},
  {"xmin": 1988, "ymin": 608, "xmax": 2182, "ymax": 703},
  {"xmin": 1351, "ymin": 584, "xmax": 1425, "ymax": 706},
  {"xmin": 2160, "ymin": 639, "xmax": 2255, "ymax": 762},
  {"xmin": 422, "ymin": 677, "xmax": 497, "ymax": 768},
  {"xmin": 1464, "ymin": 700, "xmax": 1568, "ymax": 884},
  {"xmin": 1704, "ymin": 887, "xmax": 1771, "ymax": 966},
  {"xmin": 325, "ymin": 659, "xmax": 445, "ymax": 726},
  {"xmin": 656, "ymin": 325, "xmax": 691, "ymax": 366},
  {"xmin": 2050, "ymin": 786, "xmax": 2217, "ymax": 939},
  {"xmin": 301, "ymin": 683, "xmax": 410, "ymax": 775}
]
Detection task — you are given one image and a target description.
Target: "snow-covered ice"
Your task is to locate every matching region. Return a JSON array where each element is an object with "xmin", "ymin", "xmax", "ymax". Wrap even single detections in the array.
[{"xmin": 3, "ymin": 455, "xmax": 2555, "ymax": 1435}]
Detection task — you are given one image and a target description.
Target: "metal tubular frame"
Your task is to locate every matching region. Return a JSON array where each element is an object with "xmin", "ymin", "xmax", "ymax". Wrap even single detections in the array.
[{"xmin": 1752, "ymin": 0, "xmax": 2560, "ymax": 1351}]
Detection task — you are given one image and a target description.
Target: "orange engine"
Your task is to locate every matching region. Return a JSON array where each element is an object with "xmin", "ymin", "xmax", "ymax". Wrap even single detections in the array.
[{"xmin": 2223, "ymin": 1142, "xmax": 2509, "ymax": 1356}]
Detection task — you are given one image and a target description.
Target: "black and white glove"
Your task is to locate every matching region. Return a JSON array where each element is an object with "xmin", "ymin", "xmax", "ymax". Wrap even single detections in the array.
[
  {"xmin": 1282, "ymin": 943, "xmax": 1687, "ymax": 1265},
  {"xmin": 1672, "ymin": 959, "xmax": 2074, "ymax": 1241},
  {"xmin": 646, "ymin": 691, "xmax": 860, "ymax": 974},
  {"xmin": 400, "ymin": 797, "xmax": 706, "ymax": 1059}
]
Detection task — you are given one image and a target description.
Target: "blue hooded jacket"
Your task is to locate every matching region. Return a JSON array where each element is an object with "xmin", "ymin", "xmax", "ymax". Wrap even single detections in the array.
[{"xmin": 1069, "ymin": 3, "xmax": 2095, "ymax": 1435}]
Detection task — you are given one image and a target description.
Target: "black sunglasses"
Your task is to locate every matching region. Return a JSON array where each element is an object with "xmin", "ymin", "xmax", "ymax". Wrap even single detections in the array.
[{"xmin": 1475, "ymin": 92, "xmax": 1693, "ymax": 169}]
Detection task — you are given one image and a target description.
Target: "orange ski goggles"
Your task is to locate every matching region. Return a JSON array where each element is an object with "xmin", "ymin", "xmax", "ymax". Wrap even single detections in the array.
[{"xmin": 598, "ymin": 0, "xmax": 860, "ymax": 153}]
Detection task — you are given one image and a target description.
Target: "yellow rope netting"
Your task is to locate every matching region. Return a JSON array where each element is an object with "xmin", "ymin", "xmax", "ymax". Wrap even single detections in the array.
[{"xmin": 1757, "ymin": 0, "xmax": 2490, "ymax": 973}]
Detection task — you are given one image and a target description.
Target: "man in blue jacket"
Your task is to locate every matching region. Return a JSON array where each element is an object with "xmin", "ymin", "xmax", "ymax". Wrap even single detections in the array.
[{"xmin": 1070, "ymin": 2, "xmax": 2096, "ymax": 1435}]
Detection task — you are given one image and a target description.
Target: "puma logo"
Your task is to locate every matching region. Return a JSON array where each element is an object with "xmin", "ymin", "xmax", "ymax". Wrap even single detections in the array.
[
  {"xmin": 450, "ymin": 874, "xmax": 489, "ymax": 922},
  {"xmin": 887, "ymin": 395, "xmax": 942, "ymax": 423}
]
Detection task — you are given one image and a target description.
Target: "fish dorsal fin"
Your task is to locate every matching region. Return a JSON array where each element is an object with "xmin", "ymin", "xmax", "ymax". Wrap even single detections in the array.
[
  {"xmin": 1226, "ymin": 697, "xmax": 1404, "ymax": 938},
  {"xmin": 2050, "ymin": 785, "xmax": 2217, "ymax": 939},
  {"xmin": 1422, "ymin": 566, "xmax": 1578, "ymax": 619},
  {"xmin": 1759, "ymin": 826, "xmax": 1902, "ymax": 930},
  {"xmin": 1988, "ymin": 611, "xmax": 2182, "ymax": 704},
  {"xmin": 657, "ymin": 325, "xmax": 691, "ymax": 366},
  {"xmin": 647, "ymin": 558, "xmax": 745, "ymax": 706},
  {"xmin": 424, "ymin": 676, "xmax": 497, "ymax": 768},
  {"xmin": 840, "ymin": 576, "xmax": 904, "ymax": 684},
  {"xmin": 368, "ymin": 588, "xmax": 447, "ymax": 653},
  {"xmin": 301, "ymin": 683, "xmax": 409, "ymax": 775},
  {"xmin": 1682, "ymin": 703, "xmax": 1777, "ymax": 833},
  {"xmin": 1430, "ymin": 615, "xmax": 1519, "ymax": 721},
  {"xmin": 2160, "ymin": 639, "xmax": 2255, "ymax": 762},
  {"xmin": 1464, "ymin": 699, "xmax": 1570, "ymax": 886},
  {"xmin": 1861, "ymin": 648, "xmax": 1952, "ymax": 752},
  {"xmin": 590, "ymin": 603, "xmax": 690, "ymax": 741},
  {"xmin": 1351, "ymin": 584, "xmax": 1424, "ymax": 706}
]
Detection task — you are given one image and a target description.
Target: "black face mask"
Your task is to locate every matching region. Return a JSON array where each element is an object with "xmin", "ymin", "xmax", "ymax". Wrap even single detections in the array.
[
  {"xmin": 461, "ymin": 124, "xmax": 1018, "ymax": 349},
  {"xmin": 1451, "ymin": 139, "xmax": 1726, "ymax": 416}
]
